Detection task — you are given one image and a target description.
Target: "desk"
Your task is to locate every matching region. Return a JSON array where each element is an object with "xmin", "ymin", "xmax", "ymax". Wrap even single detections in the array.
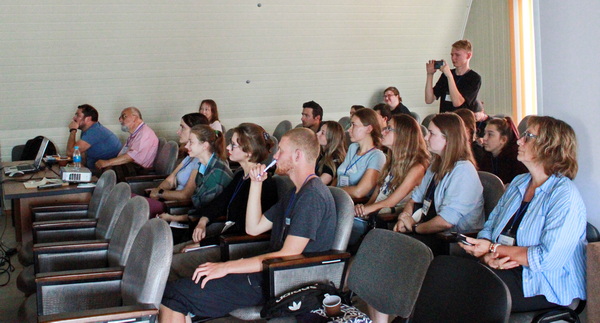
[{"xmin": 1, "ymin": 161, "xmax": 94, "ymax": 244}]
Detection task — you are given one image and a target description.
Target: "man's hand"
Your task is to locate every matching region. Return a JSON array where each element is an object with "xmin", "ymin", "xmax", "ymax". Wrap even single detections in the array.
[
  {"xmin": 149, "ymin": 187, "xmax": 161, "ymax": 200},
  {"xmin": 68, "ymin": 120, "xmax": 79, "ymax": 131},
  {"xmin": 192, "ymin": 221, "xmax": 207, "ymax": 243},
  {"xmin": 158, "ymin": 213, "xmax": 172, "ymax": 221},
  {"xmin": 95, "ymin": 159, "xmax": 109, "ymax": 169},
  {"xmin": 426, "ymin": 60, "xmax": 437, "ymax": 75},
  {"xmin": 439, "ymin": 59, "xmax": 452, "ymax": 76},
  {"xmin": 193, "ymin": 262, "xmax": 229, "ymax": 288}
]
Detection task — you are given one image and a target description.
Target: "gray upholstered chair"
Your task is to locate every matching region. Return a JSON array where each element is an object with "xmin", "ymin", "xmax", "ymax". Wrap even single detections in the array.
[
  {"xmin": 517, "ymin": 115, "xmax": 534, "ymax": 136},
  {"xmin": 228, "ymin": 186, "xmax": 355, "ymax": 320},
  {"xmin": 273, "ymin": 120, "xmax": 292, "ymax": 141},
  {"xmin": 348, "ymin": 229, "xmax": 434, "ymax": 320},
  {"xmin": 338, "ymin": 116, "xmax": 351, "ymax": 130},
  {"xmin": 421, "ymin": 113, "xmax": 435, "ymax": 128},
  {"xmin": 126, "ymin": 139, "xmax": 178, "ymax": 195},
  {"xmin": 18, "ymin": 170, "xmax": 117, "ymax": 266},
  {"xmin": 478, "ymin": 171, "xmax": 505, "ymax": 220},
  {"xmin": 409, "ymin": 111, "xmax": 421, "ymax": 123},
  {"xmin": 411, "ymin": 255, "xmax": 511, "ymax": 323},
  {"xmin": 420, "ymin": 124, "xmax": 429, "ymax": 138},
  {"xmin": 34, "ymin": 218, "xmax": 172, "ymax": 322},
  {"xmin": 17, "ymin": 183, "xmax": 132, "ymax": 295},
  {"xmin": 263, "ymin": 135, "xmax": 278, "ymax": 166}
]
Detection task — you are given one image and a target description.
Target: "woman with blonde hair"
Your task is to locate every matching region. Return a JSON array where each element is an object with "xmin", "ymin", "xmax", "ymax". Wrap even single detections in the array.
[
  {"xmin": 461, "ymin": 116, "xmax": 585, "ymax": 312},
  {"xmin": 316, "ymin": 121, "xmax": 346, "ymax": 185},
  {"xmin": 336, "ymin": 108, "xmax": 386, "ymax": 200},
  {"xmin": 395, "ymin": 113, "xmax": 484, "ymax": 255},
  {"xmin": 354, "ymin": 114, "xmax": 430, "ymax": 217}
]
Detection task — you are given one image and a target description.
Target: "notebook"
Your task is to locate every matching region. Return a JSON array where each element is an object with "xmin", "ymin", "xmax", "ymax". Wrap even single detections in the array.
[{"xmin": 4, "ymin": 137, "xmax": 50, "ymax": 174}]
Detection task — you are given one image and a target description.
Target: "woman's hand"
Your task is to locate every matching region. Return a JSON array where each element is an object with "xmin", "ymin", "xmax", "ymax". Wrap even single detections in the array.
[
  {"xmin": 354, "ymin": 204, "xmax": 367, "ymax": 218},
  {"xmin": 193, "ymin": 262, "xmax": 229, "ymax": 288},
  {"xmin": 158, "ymin": 213, "xmax": 172, "ymax": 221},
  {"xmin": 482, "ymin": 252, "xmax": 520, "ymax": 270},
  {"xmin": 192, "ymin": 221, "xmax": 207, "ymax": 243},
  {"xmin": 149, "ymin": 187, "xmax": 161, "ymax": 200},
  {"xmin": 460, "ymin": 237, "xmax": 492, "ymax": 258}
]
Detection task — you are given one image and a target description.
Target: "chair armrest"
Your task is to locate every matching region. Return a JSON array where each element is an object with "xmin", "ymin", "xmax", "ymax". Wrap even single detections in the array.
[
  {"xmin": 34, "ymin": 240, "xmax": 109, "ymax": 273},
  {"xmin": 164, "ymin": 199, "xmax": 193, "ymax": 208},
  {"xmin": 32, "ymin": 204, "xmax": 90, "ymax": 222},
  {"xmin": 32, "ymin": 204, "xmax": 89, "ymax": 213},
  {"xmin": 352, "ymin": 196, "xmax": 370, "ymax": 204},
  {"xmin": 220, "ymin": 233, "xmax": 271, "ymax": 261},
  {"xmin": 33, "ymin": 219, "xmax": 97, "ymax": 231},
  {"xmin": 376, "ymin": 212, "xmax": 398, "ymax": 223},
  {"xmin": 263, "ymin": 250, "xmax": 351, "ymax": 270},
  {"xmin": 221, "ymin": 232, "xmax": 271, "ymax": 244},
  {"xmin": 125, "ymin": 174, "xmax": 168, "ymax": 183},
  {"xmin": 38, "ymin": 304, "xmax": 158, "ymax": 323},
  {"xmin": 34, "ymin": 240, "xmax": 109, "ymax": 254},
  {"xmin": 36, "ymin": 267, "xmax": 123, "ymax": 285}
]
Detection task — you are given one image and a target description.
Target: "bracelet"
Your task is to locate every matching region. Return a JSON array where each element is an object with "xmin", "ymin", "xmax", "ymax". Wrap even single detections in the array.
[
  {"xmin": 489, "ymin": 243, "xmax": 499, "ymax": 254},
  {"xmin": 69, "ymin": 129, "xmax": 77, "ymax": 133}
]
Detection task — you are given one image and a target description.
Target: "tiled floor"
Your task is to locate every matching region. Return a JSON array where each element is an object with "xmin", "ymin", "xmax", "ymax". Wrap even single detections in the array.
[{"xmin": 0, "ymin": 212, "xmax": 26, "ymax": 323}]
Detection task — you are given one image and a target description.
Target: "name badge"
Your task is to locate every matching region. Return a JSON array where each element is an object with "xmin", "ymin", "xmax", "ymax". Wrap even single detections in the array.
[
  {"xmin": 422, "ymin": 199, "xmax": 432, "ymax": 215},
  {"xmin": 498, "ymin": 234, "xmax": 516, "ymax": 246},
  {"xmin": 338, "ymin": 175, "xmax": 350, "ymax": 187},
  {"xmin": 285, "ymin": 218, "xmax": 291, "ymax": 225},
  {"xmin": 445, "ymin": 93, "xmax": 452, "ymax": 102}
]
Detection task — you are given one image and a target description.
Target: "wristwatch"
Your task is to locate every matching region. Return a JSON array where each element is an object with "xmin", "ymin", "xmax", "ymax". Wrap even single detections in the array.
[
  {"xmin": 69, "ymin": 129, "xmax": 77, "ymax": 133},
  {"xmin": 158, "ymin": 189, "xmax": 165, "ymax": 200}
]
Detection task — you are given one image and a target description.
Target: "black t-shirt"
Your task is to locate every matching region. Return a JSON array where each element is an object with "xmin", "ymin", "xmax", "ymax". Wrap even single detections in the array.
[
  {"xmin": 433, "ymin": 69, "xmax": 481, "ymax": 113},
  {"xmin": 390, "ymin": 103, "xmax": 411, "ymax": 116},
  {"xmin": 264, "ymin": 177, "xmax": 336, "ymax": 253}
]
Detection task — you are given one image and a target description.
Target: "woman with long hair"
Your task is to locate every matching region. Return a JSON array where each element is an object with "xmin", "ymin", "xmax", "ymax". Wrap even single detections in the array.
[
  {"xmin": 199, "ymin": 99, "xmax": 222, "ymax": 131},
  {"xmin": 461, "ymin": 116, "xmax": 586, "ymax": 312},
  {"xmin": 159, "ymin": 124, "xmax": 233, "ymax": 244},
  {"xmin": 336, "ymin": 108, "xmax": 386, "ymax": 200},
  {"xmin": 478, "ymin": 116, "xmax": 528, "ymax": 184},
  {"xmin": 394, "ymin": 113, "xmax": 484, "ymax": 255},
  {"xmin": 354, "ymin": 115, "xmax": 430, "ymax": 217},
  {"xmin": 169, "ymin": 123, "xmax": 279, "ymax": 280},
  {"xmin": 145, "ymin": 113, "xmax": 208, "ymax": 216},
  {"xmin": 316, "ymin": 121, "xmax": 346, "ymax": 185}
]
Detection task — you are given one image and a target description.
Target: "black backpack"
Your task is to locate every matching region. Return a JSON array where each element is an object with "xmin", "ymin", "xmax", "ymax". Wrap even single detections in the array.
[
  {"xmin": 20, "ymin": 136, "xmax": 57, "ymax": 160},
  {"xmin": 260, "ymin": 282, "xmax": 339, "ymax": 319}
]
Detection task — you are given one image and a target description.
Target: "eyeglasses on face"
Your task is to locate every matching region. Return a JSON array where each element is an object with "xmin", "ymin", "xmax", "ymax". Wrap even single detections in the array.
[
  {"xmin": 382, "ymin": 126, "xmax": 395, "ymax": 132},
  {"xmin": 228, "ymin": 143, "xmax": 240, "ymax": 150},
  {"xmin": 520, "ymin": 131, "xmax": 538, "ymax": 142}
]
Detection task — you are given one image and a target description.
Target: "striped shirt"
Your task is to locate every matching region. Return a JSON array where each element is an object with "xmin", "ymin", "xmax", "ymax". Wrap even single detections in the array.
[
  {"xmin": 478, "ymin": 173, "xmax": 587, "ymax": 305},
  {"xmin": 189, "ymin": 154, "xmax": 233, "ymax": 219}
]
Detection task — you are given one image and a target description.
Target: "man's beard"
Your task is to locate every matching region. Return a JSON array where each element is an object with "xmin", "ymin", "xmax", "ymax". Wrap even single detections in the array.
[{"xmin": 121, "ymin": 125, "xmax": 129, "ymax": 133}]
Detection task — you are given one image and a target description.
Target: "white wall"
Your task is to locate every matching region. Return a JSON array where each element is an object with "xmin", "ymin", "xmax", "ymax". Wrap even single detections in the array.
[
  {"xmin": 0, "ymin": 0, "xmax": 472, "ymax": 161},
  {"xmin": 535, "ymin": 0, "xmax": 600, "ymax": 227}
]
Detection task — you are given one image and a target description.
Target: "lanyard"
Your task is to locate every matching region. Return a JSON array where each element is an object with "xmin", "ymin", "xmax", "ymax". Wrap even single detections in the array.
[
  {"xmin": 125, "ymin": 122, "xmax": 145, "ymax": 146},
  {"xmin": 425, "ymin": 177, "xmax": 437, "ymax": 201},
  {"xmin": 279, "ymin": 174, "xmax": 316, "ymax": 245},
  {"xmin": 505, "ymin": 201, "xmax": 530, "ymax": 235},
  {"xmin": 344, "ymin": 147, "xmax": 376, "ymax": 175},
  {"xmin": 227, "ymin": 177, "xmax": 247, "ymax": 213}
]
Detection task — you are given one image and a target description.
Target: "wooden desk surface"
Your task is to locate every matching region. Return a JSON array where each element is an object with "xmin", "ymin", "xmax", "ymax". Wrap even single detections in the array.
[{"xmin": 1, "ymin": 161, "xmax": 95, "ymax": 198}]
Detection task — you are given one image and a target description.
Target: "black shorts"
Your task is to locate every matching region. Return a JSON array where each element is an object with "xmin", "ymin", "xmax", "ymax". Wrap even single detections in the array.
[{"xmin": 161, "ymin": 272, "xmax": 265, "ymax": 318}]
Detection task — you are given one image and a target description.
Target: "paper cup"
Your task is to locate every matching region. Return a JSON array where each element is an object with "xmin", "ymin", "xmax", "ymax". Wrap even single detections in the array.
[{"xmin": 323, "ymin": 294, "xmax": 341, "ymax": 317}]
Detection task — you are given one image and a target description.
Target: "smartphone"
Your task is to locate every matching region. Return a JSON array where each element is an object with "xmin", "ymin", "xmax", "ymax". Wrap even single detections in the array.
[
  {"xmin": 434, "ymin": 60, "xmax": 444, "ymax": 69},
  {"xmin": 453, "ymin": 232, "xmax": 474, "ymax": 246}
]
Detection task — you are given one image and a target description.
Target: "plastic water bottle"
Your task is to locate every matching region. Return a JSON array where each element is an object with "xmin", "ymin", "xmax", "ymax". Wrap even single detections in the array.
[{"xmin": 73, "ymin": 146, "xmax": 82, "ymax": 170}]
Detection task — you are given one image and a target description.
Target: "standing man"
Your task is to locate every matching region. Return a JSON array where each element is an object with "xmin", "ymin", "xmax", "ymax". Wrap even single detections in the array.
[
  {"xmin": 95, "ymin": 107, "xmax": 159, "ymax": 181},
  {"xmin": 159, "ymin": 128, "xmax": 337, "ymax": 320},
  {"xmin": 425, "ymin": 39, "xmax": 481, "ymax": 113},
  {"xmin": 301, "ymin": 100, "xmax": 323, "ymax": 132},
  {"xmin": 66, "ymin": 104, "xmax": 122, "ymax": 173}
]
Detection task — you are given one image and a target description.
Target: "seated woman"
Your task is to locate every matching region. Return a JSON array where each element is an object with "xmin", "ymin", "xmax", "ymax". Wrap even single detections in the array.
[
  {"xmin": 316, "ymin": 121, "xmax": 346, "ymax": 185},
  {"xmin": 199, "ymin": 99, "xmax": 223, "ymax": 131},
  {"xmin": 454, "ymin": 107, "xmax": 485, "ymax": 163},
  {"xmin": 336, "ymin": 108, "xmax": 386, "ymax": 201},
  {"xmin": 159, "ymin": 124, "xmax": 233, "ymax": 244},
  {"xmin": 354, "ymin": 114, "xmax": 430, "ymax": 219},
  {"xmin": 394, "ymin": 113, "xmax": 484, "ymax": 256},
  {"xmin": 169, "ymin": 123, "xmax": 279, "ymax": 280},
  {"xmin": 478, "ymin": 116, "xmax": 528, "ymax": 184},
  {"xmin": 144, "ymin": 113, "xmax": 208, "ymax": 216},
  {"xmin": 461, "ymin": 116, "xmax": 586, "ymax": 313}
]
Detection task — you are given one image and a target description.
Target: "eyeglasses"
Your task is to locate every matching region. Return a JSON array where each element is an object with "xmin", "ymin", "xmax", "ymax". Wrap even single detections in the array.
[
  {"xmin": 228, "ymin": 143, "xmax": 240, "ymax": 150},
  {"xmin": 520, "ymin": 131, "xmax": 538, "ymax": 142},
  {"xmin": 383, "ymin": 126, "xmax": 395, "ymax": 132}
]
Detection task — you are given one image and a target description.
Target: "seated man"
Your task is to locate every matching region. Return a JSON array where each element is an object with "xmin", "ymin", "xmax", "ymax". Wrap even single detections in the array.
[
  {"xmin": 159, "ymin": 128, "xmax": 337, "ymax": 321},
  {"xmin": 95, "ymin": 107, "xmax": 159, "ymax": 181},
  {"xmin": 301, "ymin": 100, "xmax": 323, "ymax": 133},
  {"xmin": 66, "ymin": 104, "xmax": 121, "ymax": 173}
]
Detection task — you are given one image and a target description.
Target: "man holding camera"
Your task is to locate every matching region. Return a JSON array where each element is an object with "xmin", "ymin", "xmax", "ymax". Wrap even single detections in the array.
[{"xmin": 425, "ymin": 39, "xmax": 481, "ymax": 113}]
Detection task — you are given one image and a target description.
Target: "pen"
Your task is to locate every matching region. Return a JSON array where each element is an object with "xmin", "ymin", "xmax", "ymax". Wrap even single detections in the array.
[{"xmin": 257, "ymin": 159, "xmax": 277, "ymax": 179}]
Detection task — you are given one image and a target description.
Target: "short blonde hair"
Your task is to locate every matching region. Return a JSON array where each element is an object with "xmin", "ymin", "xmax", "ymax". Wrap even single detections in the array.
[
  {"xmin": 282, "ymin": 128, "xmax": 320, "ymax": 164},
  {"xmin": 452, "ymin": 39, "xmax": 473, "ymax": 53},
  {"xmin": 527, "ymin": 116, "xmax": 578, "ymax": 179}
]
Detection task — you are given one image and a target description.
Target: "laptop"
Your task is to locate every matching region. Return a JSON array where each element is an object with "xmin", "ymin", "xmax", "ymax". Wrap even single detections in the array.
[{"xmin": 4, "ymin": 137, "xmax": 50, "ymax": 174}]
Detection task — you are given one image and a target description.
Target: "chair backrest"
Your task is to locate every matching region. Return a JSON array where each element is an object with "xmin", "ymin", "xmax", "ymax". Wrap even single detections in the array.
[
  {"xmin": 329, "ymin": 187, "xmax": 355, "ymax": 252},
  {"xmin": 409, "ymin": 111, "xmax": 421, "ymax": 123},
  {"xmin": 95, "ymin": 182, "xmax": 131, "ymax": 240},
  {"xmin": 225, "ymin": 128, "xmax": 234, "ymax": 144},
  {"xmin": 273, "ymin": 120, "xmax": 292, "ymax": 141},
  {"xmin": 153, "ymin": 140, "xmax": 178, "ymax": 175},
  {"xmin": 273, "ymin": 174, "xmax": 294, "ymax": 198},
  {"xmin": 420, "ymin": 124, "xmax": 429, "ymax": 138},
  {"xmin": 588, "ymin": 222, "xmax": 600, "ymax": 243},
  {"xmin": 295, "ymin": 123, "xmax": 303, "ymax": 128},
  {"xmin": 518, "ymin": 115, "xmax": 534, "ymax": 136},
  {"xmin": 338, "ymin": 116, "xmax": 351, "ymax": 130},
  {"xmin": 478, "ymin": 171, "xmax": 505, "ymax": 219},
  {"xmin": 411, "ymin": 255, "xmax": 511, "ymax": 323},
  {"xmin": 107, "ymin": 196, "xmax": 149, "ymax": 267},
  {"xmin": 121, "ymin": 218, "xmax": 173, "ymax": 309},
  {"xmin": 262, "ymin": 135, "xmax": 278, "ymax": 165},
  {"xmin": 86, "ymin": 169, "xmax": 116, "ymax": 219},
  {"xmin": 11, "ymin": 144, "xmax": 25, "ymax": 161},
  {"xmin": 421, "ymin": 113, "xmax": 435, "ymax": 128},
  {"xmin": 348, "ymin": 229, "xmax": 433, "ymax": 318}
]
